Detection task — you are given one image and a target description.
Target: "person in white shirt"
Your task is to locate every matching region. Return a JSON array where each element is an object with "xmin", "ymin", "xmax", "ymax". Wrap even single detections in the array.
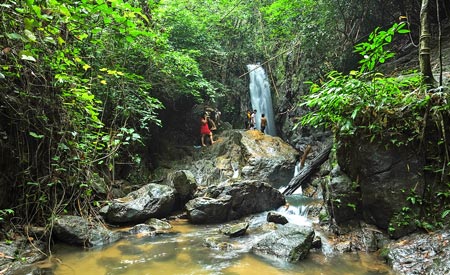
[{"xmin": 250, "ymin": 110, "xmax": 256, "ymax": 129}]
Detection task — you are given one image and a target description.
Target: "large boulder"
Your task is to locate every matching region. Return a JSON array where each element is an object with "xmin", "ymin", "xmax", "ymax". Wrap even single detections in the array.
[
  {"xmin": 186, "ymin": 180, "xmax": 285, "ymax": 224},
  {"xmin": 152, "ymin": 130, "xmax": 299, "ymax": 188},
  {"xmin": 53, "ymin": 215, "xmax": 121, "ymax": 247},
  {"xmin": 238, "ymin": 130, "xmax": 299, "ymax": 188},
  {"xmin": 252, "ymin": 223, "xmax": 315, "ymax": 262},
  {"xmin": 186, "ymin": 196, "xmax": 232, "ymax": 224},
  {"xmin": 100, "ymin": 183, "xmax": 176, "ymax": 224},
  {"xmin": 335, "ymin": 137, "xmax": 425, "ymax": 237}
]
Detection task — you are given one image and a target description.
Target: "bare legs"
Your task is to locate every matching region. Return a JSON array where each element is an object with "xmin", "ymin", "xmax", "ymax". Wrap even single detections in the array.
[
  {"xmin": 210, "ymin": 133, "xmax": 215, "ymax": 144},
  {"xmin": 201, "ymin": 133, "xmax": 215, "ymax": 146}
]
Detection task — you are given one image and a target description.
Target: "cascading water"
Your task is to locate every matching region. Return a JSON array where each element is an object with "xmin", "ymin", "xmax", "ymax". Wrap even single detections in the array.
[{"xmin": 247, "ymin": 64, "xmax": 276, "ymax": 136}]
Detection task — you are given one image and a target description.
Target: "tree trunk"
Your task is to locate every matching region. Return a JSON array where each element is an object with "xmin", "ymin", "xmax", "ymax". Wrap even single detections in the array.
[
  {"xmin": 419, "ymin": 0, "xmax": 437, "ymax": 86},
  {"xmin": 282, "ymin": 143, "xmax": 332, "ymax": 196}
]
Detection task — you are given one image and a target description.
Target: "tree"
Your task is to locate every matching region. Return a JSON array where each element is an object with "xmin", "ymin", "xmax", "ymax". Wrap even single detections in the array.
[{"xmin": 419, "ymin": 0, "xmax": 437, "ymax": 86}]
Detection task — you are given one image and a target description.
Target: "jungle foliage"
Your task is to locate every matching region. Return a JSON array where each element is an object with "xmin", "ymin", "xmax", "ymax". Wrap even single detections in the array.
[
  {"xmin": 0, "ymin": 0, "xmax": 216, "ymax": 226},
  {"xmin": 0, "ymin": 0, "xmax": 449, "ymax": 235},
  {"xmin": 301, "ymin": 21, "xmax": 450, "ymax": 231}
]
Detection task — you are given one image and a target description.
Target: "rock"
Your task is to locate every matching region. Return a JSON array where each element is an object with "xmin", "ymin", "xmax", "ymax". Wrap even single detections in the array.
[
  {"xmin": 151, "ymin": 129, "xmax": 298, "ymax": 188},
  {"xmin": 0, "ymin": 238, "xmax": 48, "ymax": 275},
  {"xmin": 100, "ymin": 183, "xmax": 176, "ymax": 224},
  {"xmin": 166, "ymin": 170, "xmax": 197, "ymax": 204},
  {"xmin": 238, "ymin": 130, "xmax": 299, "ymax": 188},
  {"xmin": 127, "ymin": 224, "xmax": 156, "ymax": 236},
  {"xmin": 335, "ymin": 137, "xmax": 425, "ymax": 238},
  {"xmin": 145, "ymin": 218, "xmax": 172, "ymax": 231},
  {"xmin": 220, "ymin": 222, "xmax": 249, "ymax": 237},
  {"xmin": 252, "ymin": 223, "xmax": 315, "ymax": 262},
  {"xmin": 3, "ymin": 264, "xmax": 54, "ymax": 275},
  {"xmin": 325, "ymin": 222, "xmax": 390, "ymax": 253},
  {"xmin": 311, "ymin": 235, "xmax": 322, "ymax": 249},
  {"xmin": 267, "ymin": 211, "xmax": 288, "ymax": 225},
  {"xmin": 326, "ymin": 165, "xmax": 362, "ymax": 223},
  {"xmin": 386, "ymin": 230, "xmax": 450, "ymax": 275},
  {"xmin": 53, "ymin": 215, "xmax": 121, "ymax": 247},
  {"xmin": 185, "ymin": 196, "xmax": 232, "ymax": 224},
  {"xmin": 204, "ymin": 236, "xmax": 233, "ymax": 250},
  {"xmin": 186, "ymin": 180, "xmax": 285, "ymax": 224}
]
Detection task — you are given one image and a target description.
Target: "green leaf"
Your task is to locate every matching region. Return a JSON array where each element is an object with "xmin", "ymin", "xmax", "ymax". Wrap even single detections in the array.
[
  {"xmin": 29, "ymin": 131, "xmax": 44, "ymax": 139},
  {"xmin": 26, "ymin": 182, "xmax": 39, "ymax": 186},
  {"xmin": 6, "ymin": 32, "xmax": 25, "ymax": 41},
  {"xmin": 442, "ymin": 209, "xmax": 450, "ymax": 219}
]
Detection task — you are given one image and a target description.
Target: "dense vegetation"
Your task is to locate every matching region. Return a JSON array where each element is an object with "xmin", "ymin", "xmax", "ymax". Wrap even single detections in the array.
[{"xmin": 1, "ymin": 0, "xmax": 449, "ymax": 238}]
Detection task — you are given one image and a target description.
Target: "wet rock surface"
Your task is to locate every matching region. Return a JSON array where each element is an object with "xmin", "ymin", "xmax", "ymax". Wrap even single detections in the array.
[{"xmin": 386, "ymin": 230, "xmax": 450, "ymax": 275}]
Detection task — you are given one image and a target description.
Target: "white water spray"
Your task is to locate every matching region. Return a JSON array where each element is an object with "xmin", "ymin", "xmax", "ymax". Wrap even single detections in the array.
[{"xmin": 247, "ymin": 64, "xmax": 276, "ymax": 136}]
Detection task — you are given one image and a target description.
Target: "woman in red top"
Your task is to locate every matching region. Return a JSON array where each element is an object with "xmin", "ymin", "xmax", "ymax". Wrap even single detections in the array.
[{"xmin": 200, "ymin": 112, "xmax": 215, "ymax": 146}]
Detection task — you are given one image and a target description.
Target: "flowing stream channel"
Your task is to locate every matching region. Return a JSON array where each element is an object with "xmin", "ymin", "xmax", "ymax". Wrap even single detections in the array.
[{"xmin": 49, "ymin": 194, "xmax": 394, "ymax": 275}]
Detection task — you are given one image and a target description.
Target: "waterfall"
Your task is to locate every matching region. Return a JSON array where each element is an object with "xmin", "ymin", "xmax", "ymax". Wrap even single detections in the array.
[{"xmin": 247, "ymin": 64, "xmax": 276, "ymax": 136}]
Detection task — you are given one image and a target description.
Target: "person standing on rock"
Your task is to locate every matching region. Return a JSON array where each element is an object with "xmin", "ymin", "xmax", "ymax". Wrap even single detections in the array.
[
  {"xmin": 250, "ymin": 110, "xmax": 257, "ymax": 130},
  {"xmin": 245, "ymin": 110, "xmax": 251, "ymax": 129},
  {"xmin": 200, "ymin": 112, "xmax": 215, "ymax": 146},
  {"xmin": 260, "ymin": 113, "xmax": 267, "ymax": 133}
]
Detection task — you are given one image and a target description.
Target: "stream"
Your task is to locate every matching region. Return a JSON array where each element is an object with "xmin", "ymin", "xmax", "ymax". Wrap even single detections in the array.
[{"xmin": 49, "ymin": 195, "xmax": 394, "ymax": 275}]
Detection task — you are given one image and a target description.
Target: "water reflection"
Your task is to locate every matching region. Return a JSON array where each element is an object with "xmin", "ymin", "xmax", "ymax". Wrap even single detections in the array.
[{"xmin": 52, "ymin": 197, "xmax": 394, "ymax": 275}]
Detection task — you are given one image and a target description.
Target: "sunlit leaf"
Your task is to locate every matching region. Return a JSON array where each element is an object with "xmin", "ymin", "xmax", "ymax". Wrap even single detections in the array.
[
  {"xmin": 24, "ymin": 29, "xmax": 37, "ymax": 42},
  {"xmin": 21, "ymin": 55, "xmax": 37, "ymax": 62}
]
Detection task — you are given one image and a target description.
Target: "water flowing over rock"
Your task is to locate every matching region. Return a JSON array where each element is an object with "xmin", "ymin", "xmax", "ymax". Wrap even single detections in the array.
[
  {"xmin": 100, "ymin": 183, "xmax": 176, "ymax": 224},
  {"xmin": 386, "ymin": 230, "xmax": 450, "ymax": 275},
  {"xmin": 247, "ymin": 64, "xmax": 276, "ymax": 136},
  {"xmin": 186, "ymin": 180, "xmax": 285, "ymax": 224},
  {"xmin": 53, "ymin": 215, "xmax": 121, "ymax": 247},
  {"xmin": 252, "ymin": 223, "xmax": 315, "ymax": 262}
]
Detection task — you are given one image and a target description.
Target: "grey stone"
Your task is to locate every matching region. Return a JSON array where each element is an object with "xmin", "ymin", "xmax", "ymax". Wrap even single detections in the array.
[
  {"xmin": 53, "ymin": 215, "xmax": 121, "ymax": 247},
  {"xmin": 252, "ymin": 223, "xmax": 315, "ymax": 262},
  {"xmin": 100, "ymin": 183, "xmax": 176, "ymax": 224}
]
